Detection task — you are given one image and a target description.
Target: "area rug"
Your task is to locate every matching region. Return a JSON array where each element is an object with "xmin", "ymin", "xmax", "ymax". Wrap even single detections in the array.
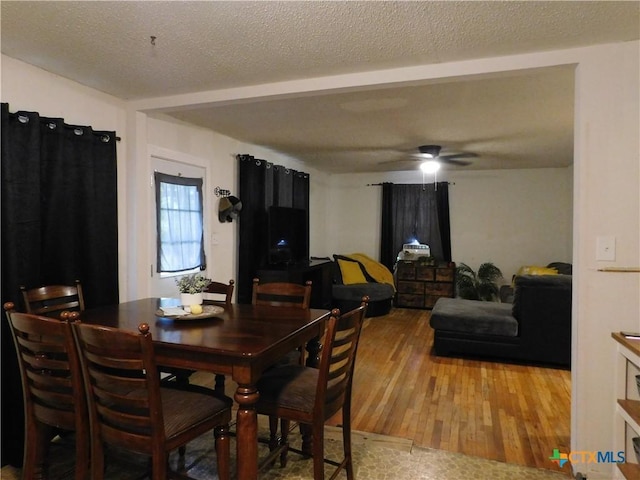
[{"xmin": 1, "ymin": 424, "xmax": 569, "ymax": 480}]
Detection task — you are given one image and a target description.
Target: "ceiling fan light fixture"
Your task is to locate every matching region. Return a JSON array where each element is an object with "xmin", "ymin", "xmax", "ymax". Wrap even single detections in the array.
[
  {"xmin": 418, "ymin": 145, "xmax": 441, "ymax": 159},
  {"xmin": 420, "ymin": 160, "xmax": 440, "ymax": 174}
]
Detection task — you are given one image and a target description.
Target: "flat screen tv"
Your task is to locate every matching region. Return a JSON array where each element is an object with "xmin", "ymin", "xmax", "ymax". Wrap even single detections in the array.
[{"xmin": 267, "ymin": 206, "xmax": 309, "ymax": 265}]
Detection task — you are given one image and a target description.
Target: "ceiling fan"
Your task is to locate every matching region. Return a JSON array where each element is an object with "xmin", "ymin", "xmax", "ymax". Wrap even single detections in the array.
[
  {"xmin": 378, "ymin": 145, "xmax": 476, "ymax": 170},
  {"xmin": 410, "ymin": 145, "xmax": 476, "ymax": 166}
]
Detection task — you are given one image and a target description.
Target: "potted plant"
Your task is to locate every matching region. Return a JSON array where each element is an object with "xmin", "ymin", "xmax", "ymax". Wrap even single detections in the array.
[
  {"xmin": 455, "ymin": 262, "xmax": 504, "ymax": 301},
  {"xmin": 175, "ymin": 273, "xmax": 212, "ymax": 306}
]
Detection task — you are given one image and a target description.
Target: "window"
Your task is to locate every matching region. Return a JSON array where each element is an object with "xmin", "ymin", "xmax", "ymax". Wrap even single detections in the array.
[{"xmin": 154, "ymin": 172, "xmax": 206, "ymax": 273}]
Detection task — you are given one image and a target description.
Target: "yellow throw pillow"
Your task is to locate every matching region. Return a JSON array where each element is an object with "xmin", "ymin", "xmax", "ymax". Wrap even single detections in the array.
[
  {"xmin": 517, "ymin": 265, "xmax": 559, "ymax": 276},
  {"xmin": 345, "ymin": 253, "xmax": 395, "ymax": 289},
  {"xmin": 338, "ymin": 259, "xmax": 368, "ymax": 285}
]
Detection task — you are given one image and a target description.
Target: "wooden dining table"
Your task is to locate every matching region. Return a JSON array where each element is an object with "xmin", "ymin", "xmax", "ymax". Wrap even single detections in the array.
[{"xmin": 79, "ymin": 297, "xmax": 331, "ymax": 480}]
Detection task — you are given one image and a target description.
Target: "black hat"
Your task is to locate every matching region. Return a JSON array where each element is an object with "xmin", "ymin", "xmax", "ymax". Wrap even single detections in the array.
[{"xmin": 218, "ymin": 196, "xmax": 242, "ymax": 222}]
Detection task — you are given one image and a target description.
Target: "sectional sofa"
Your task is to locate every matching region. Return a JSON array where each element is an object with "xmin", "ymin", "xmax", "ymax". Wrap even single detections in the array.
[{"xmin": 429, "ymin": 274, "xmax": 572, "ymax": 367}]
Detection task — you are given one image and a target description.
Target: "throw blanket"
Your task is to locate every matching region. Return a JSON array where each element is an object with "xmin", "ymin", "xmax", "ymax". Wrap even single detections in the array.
[{"xmin": 344, "ymin": 253, "xmax": 396, "ymax": 291}]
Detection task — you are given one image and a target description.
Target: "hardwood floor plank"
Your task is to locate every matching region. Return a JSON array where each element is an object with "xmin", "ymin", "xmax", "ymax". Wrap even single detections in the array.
[{"xmin": 335, "ymin": 307, "xmax": 571, "ymax": 473}]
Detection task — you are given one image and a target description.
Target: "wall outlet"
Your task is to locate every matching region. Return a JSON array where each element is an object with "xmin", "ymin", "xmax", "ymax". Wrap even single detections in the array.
[{"xmin": 596, "ymin": 236, "xmax": 615, "ymax": 261}]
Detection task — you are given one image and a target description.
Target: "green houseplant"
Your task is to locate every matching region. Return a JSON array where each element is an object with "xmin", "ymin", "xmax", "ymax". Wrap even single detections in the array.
[
  {"xmin": 175, "ymin": 273, "xmax": 212, "ymax": 294},
  {"xmin": 455, "ymin": 262, "xmax": 503, "ymax": 301},
  {"xmin": 175, "ymin": 273, "xmax": 211, "ymax": 306}
]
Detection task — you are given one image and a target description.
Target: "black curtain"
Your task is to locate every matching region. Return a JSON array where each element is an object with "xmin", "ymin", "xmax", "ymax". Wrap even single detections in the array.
[
  {"xmin": 379, "ymin": 182, "xmax": 451, "ymax": 271},
  {"xmin": 1, "ymin": 103, "xmax": 119, "ymax": 466},
  {"xmin": 237, "ymin": 154, "xmax": 309, "ymax": 303}
]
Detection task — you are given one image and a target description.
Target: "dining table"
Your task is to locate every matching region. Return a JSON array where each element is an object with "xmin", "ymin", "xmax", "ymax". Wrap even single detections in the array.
[{"xmin": 79, "ymin": 297, "xmax": 331, "ymax": 480}]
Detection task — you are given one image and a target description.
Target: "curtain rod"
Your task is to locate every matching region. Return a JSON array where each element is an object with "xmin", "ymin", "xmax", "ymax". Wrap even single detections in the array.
[
  {"xmin": 9, "ymin": 110, "xmax": 121, "ymax": 141},
  {"xmin": 366, "ymin": 181, "xmax": 455, "ymax": 186}
]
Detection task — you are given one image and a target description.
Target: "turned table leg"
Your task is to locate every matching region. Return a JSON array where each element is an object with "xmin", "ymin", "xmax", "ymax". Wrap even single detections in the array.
[{"xmin": 234, "ymin": 384, "xmax": 260, "ymax": 480}]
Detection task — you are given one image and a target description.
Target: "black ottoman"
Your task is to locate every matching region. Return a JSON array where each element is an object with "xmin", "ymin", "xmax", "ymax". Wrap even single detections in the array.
[
  {"xmin": 430, "ymin": 297, "xmax": 517, "ymax": 336},
  {"xmin": 332, "ymin": 282, "xmax": 394, "ymax": 317}
]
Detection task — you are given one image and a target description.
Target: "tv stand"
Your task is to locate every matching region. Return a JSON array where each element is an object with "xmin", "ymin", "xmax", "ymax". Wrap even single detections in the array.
[{"xmin": 257, "ymin": 259, "xmax": 333, "ymax": 309}]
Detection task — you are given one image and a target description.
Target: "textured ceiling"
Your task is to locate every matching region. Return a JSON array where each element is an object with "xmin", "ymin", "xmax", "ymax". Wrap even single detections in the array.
[{"xmin": 2, "ymin": 1, "xmax": 639, "ymax": 173}]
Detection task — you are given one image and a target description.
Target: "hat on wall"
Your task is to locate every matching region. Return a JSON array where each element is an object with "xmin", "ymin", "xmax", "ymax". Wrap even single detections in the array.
[{"xmin": 218, "ymin": 196, "xmax": 242, "ymax": 222}]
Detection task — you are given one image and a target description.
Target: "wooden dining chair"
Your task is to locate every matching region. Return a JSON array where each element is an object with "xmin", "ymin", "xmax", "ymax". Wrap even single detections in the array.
[
  {"xmin": 3, "ymin": 303, "xmax": 89, "ymax": 480},
  {"xmin": 73, "ymin": 321, "xmax": 233, "ymax": 480},
  {"xmin": 204, "ymin": 279, "xmax": 234, "ymax": 305},
  {"xmin": 256, "ymin": 297, "xmax": 368, "ymax": 479},
  {"xmin": 164, "ymin": 279, "xmax": 235, "ymax": 391},
  {"xmin": 20, "ymin": 280, "xmax": 85, "ymax": 317},
  {"xmin": 252, "ymin": 278, "xmax": 312, "ymax": 310},
  {"xmin": 252, "ymin": 277, "xmax": 313, "ymax": 368},
  {"xmin": 204, "ymin": 279, "xmax": 234, "ymax": 392},
  {"xmin": 251, "ymin": 278, "xmax": 314, "ymax": 448}
]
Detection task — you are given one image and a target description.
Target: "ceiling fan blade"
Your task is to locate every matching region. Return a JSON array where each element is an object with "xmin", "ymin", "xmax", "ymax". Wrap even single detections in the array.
[
  {"xmin": 440, "ymin": 158, "xmax": 472, "ymax": 166},
  {"xmin": 439, "ymin": 152, "xmax": 478, "ymax": 160}
]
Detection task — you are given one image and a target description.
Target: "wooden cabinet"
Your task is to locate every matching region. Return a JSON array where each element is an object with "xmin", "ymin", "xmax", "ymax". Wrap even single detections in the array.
[
  {"xmin": 612, "ymin": 332, "xmax": 640, "ymax": 480},
  {"xmin": 395, "ymin": 261, "xmax": 455, "ymax": 309}
]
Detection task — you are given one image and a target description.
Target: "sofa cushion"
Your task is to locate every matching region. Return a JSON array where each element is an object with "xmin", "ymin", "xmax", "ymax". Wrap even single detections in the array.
[
  {"xmin": 511, "ymin": 274, "xmax": 571, "ymax": 321},
  {"xmin": 337, "ymin": 259, "xmax": 368, "ymax": 284},
  {"xmin": 546, "ymin": 262, "xmax": 572, "ymax": 275},
  {"xmin": 516, "ymin": 265, "xmax": 559, "ymax": 276},
  {"xmin": 333, "ymin": 254, "xmax": 374, "ymax": 284},
  {"xmin": 341, "ymin": 253, "xmax": 396, "ymax": 288},
  {"xmin": 430, "ymin": 297, "xmax": 518, "ymax": 337}
]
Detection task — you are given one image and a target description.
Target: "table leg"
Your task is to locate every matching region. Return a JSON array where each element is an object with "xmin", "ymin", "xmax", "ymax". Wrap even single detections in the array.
[
  {"xmin": 302, "ymin": 335, "xmax": 322, "ymax": 454},
  {"xmin": 234, "ymin": 384, "xmax": 260, "ymax": 479}
]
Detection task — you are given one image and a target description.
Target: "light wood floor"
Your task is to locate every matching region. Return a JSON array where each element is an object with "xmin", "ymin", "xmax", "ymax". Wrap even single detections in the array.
[{"xmin": 327, "ymin": 307, "xmax": 572, "ymax": 472}]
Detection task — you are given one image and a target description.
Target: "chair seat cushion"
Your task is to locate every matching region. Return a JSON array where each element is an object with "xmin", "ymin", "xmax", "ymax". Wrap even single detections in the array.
[
  {"xmin": 256, "ymin": 364, "xmax": 318, "ymax": 414},
  {"xmin": 161, "ymin": 387, "xmax": 232, "ymax": 439}
]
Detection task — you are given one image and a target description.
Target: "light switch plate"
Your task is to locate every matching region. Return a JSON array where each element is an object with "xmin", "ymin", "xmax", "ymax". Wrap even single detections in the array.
[{"xmin": 596, "ymin": 236, "xmax": 616, "ymax": 261}]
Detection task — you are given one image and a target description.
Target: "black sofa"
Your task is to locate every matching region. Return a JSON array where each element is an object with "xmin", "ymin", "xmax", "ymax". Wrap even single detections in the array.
[
  {"xmin": 329, "ymin": 257, "xmax": 394, "ymax": 317},
  {"xmin": 429, "ymin": 274, "xmax": 571, "ymax": 367}
]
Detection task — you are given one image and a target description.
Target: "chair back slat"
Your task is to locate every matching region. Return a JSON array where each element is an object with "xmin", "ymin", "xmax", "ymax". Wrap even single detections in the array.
[
  {"xmin": 16, "ymin": 336, "xmax": 68, "ymax": 355},
  {"xmin": 96, "ymin": 403, "xmax": 154, "ymax": 431},
  {"xmin": 30, "ymin": 385, "xmax": 75, "ymax": 408},
  {"xmin": 21, "ymin": 281, "xmax": 85, "ymax": 317},
  {"xmin": 21, "ymin": 352, "xmax": 70, "ymax": 372},
  {"xmin": 252, "ymin": 279, "xmax": 312, "ymax": 309},
  {"xmin": 26, "ymin": 369, "xmax": 72, "ymax": 389},
  {"xmin": 84, "ymin": 348, "xmax": 145, "ymax": 371},
  {"xmin": 204, "ymin": 279, "xmax": 235, "ymax": 305},
  {"xmin": 33, "ymin": 404, "xmax": 76, "ymax": 427}
]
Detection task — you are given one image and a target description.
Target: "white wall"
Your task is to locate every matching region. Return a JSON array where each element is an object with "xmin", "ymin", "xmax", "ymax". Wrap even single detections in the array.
[
  {"xmin": 449, "ymin": 168, "xmax": 573, "ymax": 280},
  {"xmin": 325, "ymin": 167, "xmax": 573, "ymax": 281},
  {"xmin": 570, "ymin": 41, "xmax": 639, "ymax": 479},
  {"xmin": 2, "ymin": 39, "xmax": 639, "ymax": 479}
]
